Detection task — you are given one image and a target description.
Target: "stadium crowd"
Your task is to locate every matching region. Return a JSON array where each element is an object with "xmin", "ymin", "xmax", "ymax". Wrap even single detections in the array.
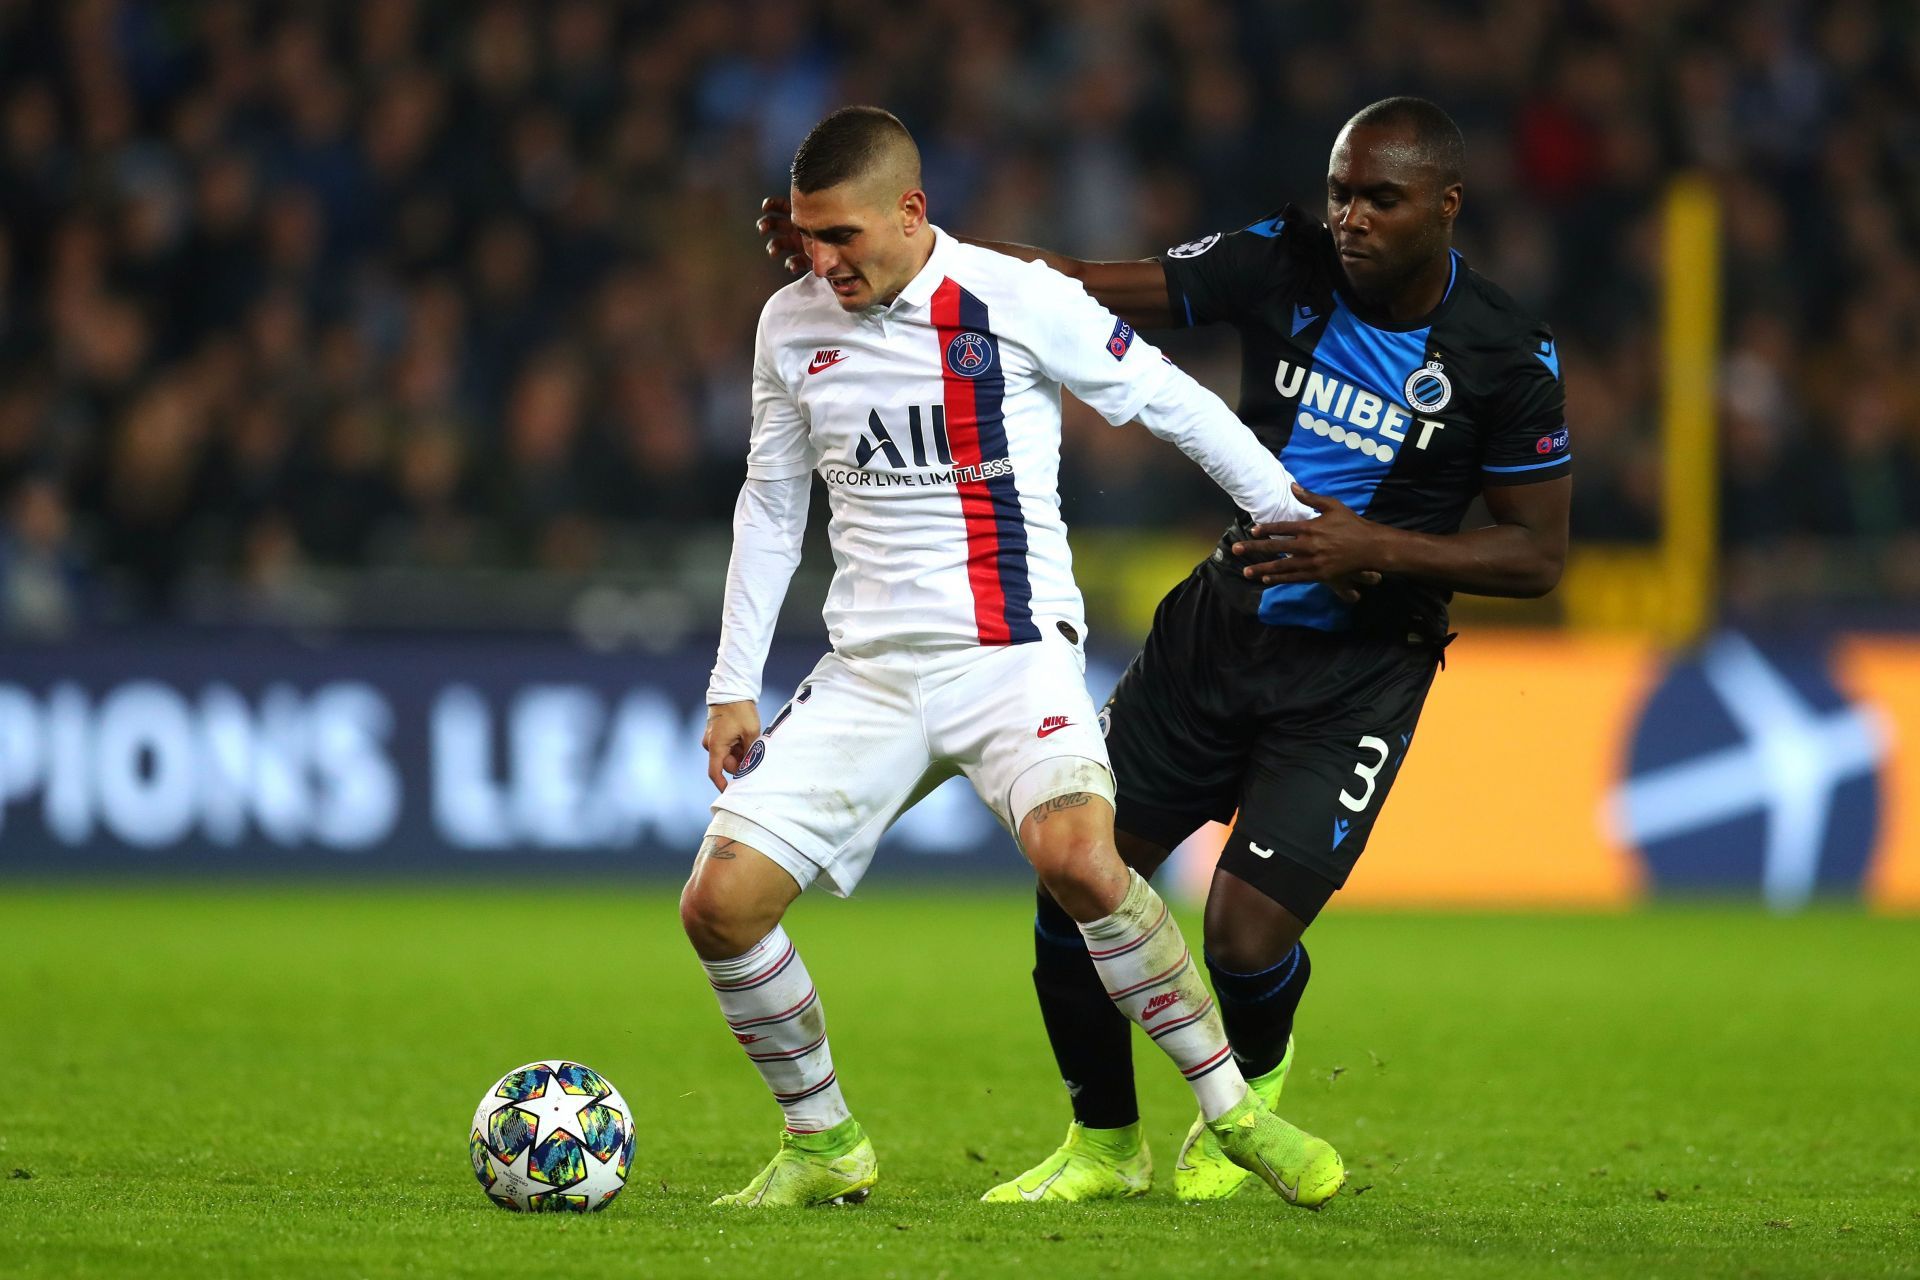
[{"xmin": 0, "ymin": 0, "xmax": 1916, "ymax": 630}]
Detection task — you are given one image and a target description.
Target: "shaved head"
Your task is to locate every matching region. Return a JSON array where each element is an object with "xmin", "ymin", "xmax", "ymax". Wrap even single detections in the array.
[
  {"xmin": 791, "ymin": 106, "xmax": 922, "ymax": 203},
  {"xmin": 1340, "ymin": 96, "xmax": 1464, "ymax": 186}
]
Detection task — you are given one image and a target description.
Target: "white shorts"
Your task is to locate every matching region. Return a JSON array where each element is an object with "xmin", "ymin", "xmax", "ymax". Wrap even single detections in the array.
[{"xmin": 708, "ymin": 627, "xmax": 1113, "ymax": 896}]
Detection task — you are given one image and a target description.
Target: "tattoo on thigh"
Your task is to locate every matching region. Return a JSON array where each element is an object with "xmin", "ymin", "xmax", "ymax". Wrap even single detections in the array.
[
  {"xmin": 698, "ymin": 836, "xmax": 739, "ymax": 861},
  {"xmin": 1031, "ymin": 792, "xmax": 1093, "ymax": 824}
]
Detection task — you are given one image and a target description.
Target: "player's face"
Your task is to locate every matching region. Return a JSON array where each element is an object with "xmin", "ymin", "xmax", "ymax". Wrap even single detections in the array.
[
  {"xmin": 790, "ymin": 180, "xmax": 929, "ymax": 311},
  {"xmin": 1326, "ymin": 124, "xmax": 1460, "ymax": 305}
]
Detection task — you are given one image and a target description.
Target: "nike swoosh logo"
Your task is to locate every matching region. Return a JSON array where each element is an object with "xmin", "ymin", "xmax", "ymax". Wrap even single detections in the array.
[
  {"xmin": 1036, "ymin": 721, "xmax": 1073, "ymax": 738},
  {"xmin": 1019, "ymin": 1167, "xmax": 1068, "ymax": 1201},
  {"xmin": 1257, "ymin": 1154, "xmax": 1299, "ymax": 1203},
  {"xmin": 808, "ymin": 352, "xmax": 847, "ymax": 374},
  {"xmin": 1248, "ymin": 841, "xmax": 1275, "ymax": 859}
]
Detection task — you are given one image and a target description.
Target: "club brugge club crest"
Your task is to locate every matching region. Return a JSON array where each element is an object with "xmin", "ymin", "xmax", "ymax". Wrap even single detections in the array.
[
  {"xmin": 946, "ymin": 331, "xmax": 995, "ymax": 378},
  {"xmin": 1404, "ymin": 358, "xmax": 1452, "ymax": 412}
]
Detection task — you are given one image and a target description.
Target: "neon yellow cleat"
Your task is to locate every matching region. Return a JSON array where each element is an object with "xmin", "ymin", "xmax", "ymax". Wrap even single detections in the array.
[
  {"xmin": 1174, "ymin": 1036, "xmax": 1294, "ymax": 1201},
  {"xmin": 1205, "ymin": 1086, "xmax": 1343, "ymax": 1210},
  {"xmin": 712, "ymin": 1119, "xmax": 878, "ymax": 1208},
  {"xmin": 980, "ymin": 1121, "xmax": 1152, "ymax": 1203}
]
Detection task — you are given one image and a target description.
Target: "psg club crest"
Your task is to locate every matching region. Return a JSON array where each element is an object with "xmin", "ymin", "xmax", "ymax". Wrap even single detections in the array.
[
  {"xmin": 945, "ymin": 331, "xmax": 995, "ymax": 379},
  {"xmin": 734, "ymin": 739, "xmax": 766, "ymax": 778},
  {"xmin": 1403, "ymin": 358, "xmax": 1453, "ymax": 413}
]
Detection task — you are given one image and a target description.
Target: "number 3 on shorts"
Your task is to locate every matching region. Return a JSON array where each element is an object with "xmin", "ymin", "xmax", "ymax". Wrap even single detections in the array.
[{"xmin": 1338, "ymin": 735, "xmax": 1391, "ymax": 813}]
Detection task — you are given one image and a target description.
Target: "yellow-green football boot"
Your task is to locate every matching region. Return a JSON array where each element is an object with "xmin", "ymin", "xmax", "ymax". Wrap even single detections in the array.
[
  {"xmin": 1205, "ymin": 1086, "xmax": 1343, "ymax": 1210},
  {"xmin": 980, "ymin": 1121, "xmax": 1152, "ymax": 1203},
  {"xmin": 712, "ymin": 1118, "xmax": 878, "ymax": 1207},
  {"xmin": 1175, "ymin": 1035, "xmax": 1294, "ymax": 1201}
]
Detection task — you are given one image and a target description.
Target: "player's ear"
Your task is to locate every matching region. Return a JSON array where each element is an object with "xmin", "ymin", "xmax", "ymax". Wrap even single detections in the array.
[
  {"xmin": 898, "ymin": 188, "xmax": 927, "ymax": 235},
  {"xmin": 1439, "ymin": 182, "xmax": 1462, "ymax": 224}
]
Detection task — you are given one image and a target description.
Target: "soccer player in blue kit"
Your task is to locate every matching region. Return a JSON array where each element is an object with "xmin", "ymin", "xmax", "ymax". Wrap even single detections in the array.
[{"xmin": 758, "ymin": 96, "xmax": 1571, "ymax": 1202}]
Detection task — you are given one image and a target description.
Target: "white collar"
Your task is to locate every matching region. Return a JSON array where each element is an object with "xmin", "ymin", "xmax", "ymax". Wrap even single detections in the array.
[{"xmin": 887, "ymin": 225, "xmax": 951, "ymax": 311}]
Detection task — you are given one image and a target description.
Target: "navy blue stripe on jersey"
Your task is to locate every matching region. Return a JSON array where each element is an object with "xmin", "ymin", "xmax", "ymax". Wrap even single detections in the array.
[
  {"xmin": 955, "ymin": 285, "xmax": 1039, "ymax": 643},
  {"xmin": 1261, "ymin": 295, "xmax": 1433, "ymax": 630}
]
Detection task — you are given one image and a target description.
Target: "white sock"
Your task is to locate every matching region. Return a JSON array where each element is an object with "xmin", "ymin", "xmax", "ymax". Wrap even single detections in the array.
[
  {"xmin": 1079, "ymin": 870, "xmax": 1250, "ymax": 1121},
  {"xmin": 700, "ymin": 924, "xmax": 851, "ymax": 1133}
]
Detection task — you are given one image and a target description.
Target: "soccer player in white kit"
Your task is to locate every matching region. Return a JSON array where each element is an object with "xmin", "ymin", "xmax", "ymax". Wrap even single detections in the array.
[{"xmin": 680, "ymin": 107, "xmax": 1346, "ymax": 1210}]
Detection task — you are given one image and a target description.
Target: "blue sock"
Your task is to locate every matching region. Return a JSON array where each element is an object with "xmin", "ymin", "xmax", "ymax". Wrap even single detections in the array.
[{"xmin": 1205, "ymin": 943, "xmax": 1310, "ymax": 1078}]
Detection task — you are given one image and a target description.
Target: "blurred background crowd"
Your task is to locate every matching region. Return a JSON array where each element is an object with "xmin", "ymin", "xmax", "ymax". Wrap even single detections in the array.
[{"xmin": 0, "ymin": 0, "xmax": 1917, "ymax": 635}]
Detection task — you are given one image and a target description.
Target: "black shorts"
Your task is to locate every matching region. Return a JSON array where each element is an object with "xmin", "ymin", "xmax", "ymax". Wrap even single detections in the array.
[{"xmin": 1102, "ymin": 567, "xmax": 1441, "ymax": 921}]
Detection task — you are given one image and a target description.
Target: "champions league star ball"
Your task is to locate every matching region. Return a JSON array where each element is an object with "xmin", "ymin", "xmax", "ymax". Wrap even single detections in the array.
[{"xmin": 470, "ymin": 1061, "xmax": 636, "ymax": 1211}]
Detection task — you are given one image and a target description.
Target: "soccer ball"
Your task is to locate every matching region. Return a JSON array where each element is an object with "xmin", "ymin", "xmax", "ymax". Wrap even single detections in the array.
[{"xmin": 469, "ymin": 1060, "xmax": 635, "ymax": 1212}]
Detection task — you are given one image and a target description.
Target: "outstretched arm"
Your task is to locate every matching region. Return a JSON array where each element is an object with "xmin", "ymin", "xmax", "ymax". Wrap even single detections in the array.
[
  {"xmin": 758, "ymin": 196, "xmax": 1175, "ymax": 329},
  {"xmin": 965, "ymin": 241, "xmax": 1175, "ymax": 330}
]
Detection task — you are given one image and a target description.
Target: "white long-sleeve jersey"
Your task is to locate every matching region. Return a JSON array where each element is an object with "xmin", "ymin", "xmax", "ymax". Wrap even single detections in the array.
[{"xmin": 708, "ymin": 229, "xmax": 1311, "ymax": 704}]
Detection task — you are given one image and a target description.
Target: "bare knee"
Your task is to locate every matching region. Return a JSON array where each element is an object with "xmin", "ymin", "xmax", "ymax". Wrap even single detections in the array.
[
  {"xmin": 679, "ymin": 879, "xmax": 744, "ymax": 959},
  {"xmin": 1021, "ymin": 796, "xmax": 1127, "ymax": 922},
  {"xmin": 1203, "ymin": 870, "xmax": 1307, "ymax": 972},
  {"xmin": 1033, "ymin": 853, "xmax": 1118, "ymax": 922},
  {"xmin": 679, "ymin": 836, "xmax": 792, "ymax": 959}
]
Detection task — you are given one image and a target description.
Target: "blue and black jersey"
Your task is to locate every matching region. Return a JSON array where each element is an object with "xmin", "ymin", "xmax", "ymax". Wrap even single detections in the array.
[{"xmin": 1159, "ymin": 205, "xmax": 1569, "ymax": 641}]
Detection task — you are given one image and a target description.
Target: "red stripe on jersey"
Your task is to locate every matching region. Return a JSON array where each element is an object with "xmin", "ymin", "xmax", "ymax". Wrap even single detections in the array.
[{"xmin": 932, "ymin": 277, "xmax": 1010, "ymax": 645}]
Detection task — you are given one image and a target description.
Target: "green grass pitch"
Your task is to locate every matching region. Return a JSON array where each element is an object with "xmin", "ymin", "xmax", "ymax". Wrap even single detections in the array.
[{"xmin": 1, "ymin": 886, "xmax": 1915, "ymax": 1278}]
